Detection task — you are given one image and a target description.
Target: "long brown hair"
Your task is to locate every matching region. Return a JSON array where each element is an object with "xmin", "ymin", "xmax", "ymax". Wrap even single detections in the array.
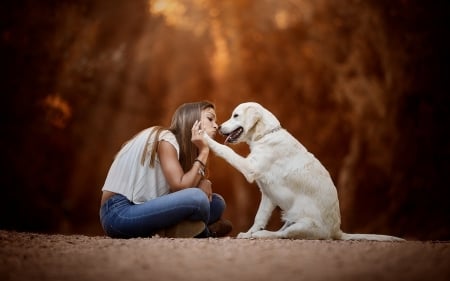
[{"xmin": 143, "ymin": 101, "xmax": 215, "ymax": 172}]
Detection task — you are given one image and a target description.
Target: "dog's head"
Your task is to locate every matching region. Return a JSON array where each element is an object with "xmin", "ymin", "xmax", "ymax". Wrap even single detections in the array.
[{"xmin": 220, "ymin": 102, "xmax": 280, "ymax": 144}]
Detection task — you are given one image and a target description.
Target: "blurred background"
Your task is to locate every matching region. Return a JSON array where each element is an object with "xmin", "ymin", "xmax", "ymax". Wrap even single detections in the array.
[{"xmin": 1, "ymin": 0, "xmax": 449, "ymax": 240}]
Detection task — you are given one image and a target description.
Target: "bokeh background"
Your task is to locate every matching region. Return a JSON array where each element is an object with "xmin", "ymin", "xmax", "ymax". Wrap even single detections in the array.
[{"xmin": 1, "ymin": 0, "xmax": 449, "ymax": 240}]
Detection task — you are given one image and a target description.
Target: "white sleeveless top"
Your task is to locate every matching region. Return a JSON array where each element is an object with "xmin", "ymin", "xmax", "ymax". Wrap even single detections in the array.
[{"xmin": 101, "ymin": 127, "xmax": 180, "ymax": 204}]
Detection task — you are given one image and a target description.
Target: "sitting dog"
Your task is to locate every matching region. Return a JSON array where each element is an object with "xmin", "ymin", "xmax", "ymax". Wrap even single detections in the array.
[{"xmin": 204, "ymin": 102, "xmax": 404, "ymax": 241}]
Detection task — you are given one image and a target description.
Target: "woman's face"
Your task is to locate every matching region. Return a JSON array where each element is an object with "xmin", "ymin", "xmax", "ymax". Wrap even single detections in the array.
[{"xmin": 200, "ymin": 107, "xmax": 218, "ymax": 138}]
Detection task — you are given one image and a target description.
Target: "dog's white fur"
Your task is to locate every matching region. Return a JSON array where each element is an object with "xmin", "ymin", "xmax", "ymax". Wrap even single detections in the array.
[{"xmin": 204, "ymin": 102, "xmax": 404, "ymax": 241}]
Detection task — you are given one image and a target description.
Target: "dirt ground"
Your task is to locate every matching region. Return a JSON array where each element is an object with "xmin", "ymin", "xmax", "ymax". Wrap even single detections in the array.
[{"xmin": 1, "ymin": 230, "xmax": 449, "ymax": 281}]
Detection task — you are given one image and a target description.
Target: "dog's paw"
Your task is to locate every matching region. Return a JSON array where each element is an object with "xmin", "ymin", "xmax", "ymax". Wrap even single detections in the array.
[
  {"xmin": 201, "ymin": 131, "xmax": 210, "ymax": 141},
  {"xmin": 237, "ymin": 232, "xmax": 252, "ymax": 239},
  {"xmin": 251, "ymin": 230, "xmax": 279, "ymax": 239},
  {"xmin": 202, "ymin": 132, "xmax": 215, "ymax": 146}
]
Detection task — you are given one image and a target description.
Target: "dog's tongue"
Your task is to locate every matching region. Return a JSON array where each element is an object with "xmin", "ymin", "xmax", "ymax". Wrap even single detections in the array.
[{"xmin": 223, "ymin": 127, "xmax": 242, "ymax": 144}]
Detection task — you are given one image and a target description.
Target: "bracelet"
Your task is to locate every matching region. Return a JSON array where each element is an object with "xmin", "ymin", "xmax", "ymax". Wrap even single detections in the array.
[
  {"xmin": 194, "ymin": 159, "xmax": 206, "ymax": 168},
  {"xmin": 194, "ymin": 159, "xmax": 206, "ymax": 177},
  {"xmin": 197, "ymin": 166, "xmax": 205, "ymax": 177}
]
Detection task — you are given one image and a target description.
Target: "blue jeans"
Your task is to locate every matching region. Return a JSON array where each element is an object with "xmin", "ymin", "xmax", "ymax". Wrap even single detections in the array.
[{"xmin": 99, "ymin": 188, "xmax": 226, "ymax": 238}]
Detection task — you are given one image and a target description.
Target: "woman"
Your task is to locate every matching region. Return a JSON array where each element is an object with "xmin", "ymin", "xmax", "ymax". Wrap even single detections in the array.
[{"xmin": 99, "ymin": 101, "xmax": 232, "ymax": 238}]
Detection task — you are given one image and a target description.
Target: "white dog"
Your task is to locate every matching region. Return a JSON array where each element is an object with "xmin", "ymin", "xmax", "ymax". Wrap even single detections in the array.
[{"xmin": 204, "ymin": 102, "xmax": 404, "ymax": 241}]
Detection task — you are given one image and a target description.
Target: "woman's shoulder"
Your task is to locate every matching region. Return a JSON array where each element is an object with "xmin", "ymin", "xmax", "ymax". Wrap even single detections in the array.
[
  {"xmin": 151, "ymin": 127, "xmax": 174, "ymax": 141},
  {"xmin": 160, "ymin": 130, "xmax": 178, "ymax": 145},
  {"xmin": 126, "ymin": 127, "xmax": 173, "ymax": 146},
  {"xmin": 155, "ymin": 128, "xmax": 179, "ymax": 157},
  {"xmin": 141, "ymin": 126, "xmax": 171, "ymax": 138}
]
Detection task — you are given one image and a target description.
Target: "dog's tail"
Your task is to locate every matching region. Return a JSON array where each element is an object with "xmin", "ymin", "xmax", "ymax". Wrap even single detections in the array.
[{"xmin": 337, "ymin": 231, "xmax": 405, "ymax": 242}]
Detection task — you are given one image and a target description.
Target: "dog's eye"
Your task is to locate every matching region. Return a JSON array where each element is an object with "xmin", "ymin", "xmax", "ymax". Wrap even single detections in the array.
[{"xmin": 233, "ymin": 114, "xmax": 239, "ymax": 118}]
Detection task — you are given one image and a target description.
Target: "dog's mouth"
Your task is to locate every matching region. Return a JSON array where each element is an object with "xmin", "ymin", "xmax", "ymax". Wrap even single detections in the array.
[{"xmin": 223, "ymin": 127, "xmax": 243, "ymax": 144}]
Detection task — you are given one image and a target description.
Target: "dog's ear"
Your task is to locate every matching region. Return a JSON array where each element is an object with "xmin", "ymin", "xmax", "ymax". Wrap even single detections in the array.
[{"xmin": 245, "ymin": 106, "xmax": 262, "ymax": 126}]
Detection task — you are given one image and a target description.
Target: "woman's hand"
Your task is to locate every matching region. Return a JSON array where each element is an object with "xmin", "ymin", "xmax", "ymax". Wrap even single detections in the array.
[
  {"xmin": 198, "ymin": 179, "xmax": 212, "ymax": 202},
  {"xmin": 191, "ymin": 120, "xmax": 209, "ymax": 153}
]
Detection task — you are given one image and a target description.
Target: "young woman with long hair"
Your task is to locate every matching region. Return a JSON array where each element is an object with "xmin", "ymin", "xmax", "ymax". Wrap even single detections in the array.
[{"xmin": 99, "ymin": 101, "xmax": 232, "ymax": 238}]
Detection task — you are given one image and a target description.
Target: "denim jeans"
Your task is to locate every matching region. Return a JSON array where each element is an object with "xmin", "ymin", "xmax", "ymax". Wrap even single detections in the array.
[{"xmin": 99, "ymin": 188, "xmax": 226, "ymax": 238}]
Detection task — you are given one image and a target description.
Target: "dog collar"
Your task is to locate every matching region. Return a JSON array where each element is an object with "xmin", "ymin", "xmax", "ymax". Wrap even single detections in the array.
[{"xmin": 254, "ymin": 125, "xmax": 282, "ymax": 141}]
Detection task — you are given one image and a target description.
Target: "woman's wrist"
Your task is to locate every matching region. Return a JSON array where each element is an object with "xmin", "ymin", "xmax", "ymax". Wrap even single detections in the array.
[
  {"xmin": 196, "ymin": 148, "xmax": 209, "ymax": 162},
  {"xmin": 194, "ymin": 158, "xmax": 206, "ymax": 177},
  {"xmin": 194, "ymin": 158, "xmax": 206, "ymax": 168},
  {"xmin": 194, "ymin": 149, "xmax": 209, "ymax": 179},
  {"xmin": 198, "ymin": 146, "xmax": 210, "ymax": 155}
]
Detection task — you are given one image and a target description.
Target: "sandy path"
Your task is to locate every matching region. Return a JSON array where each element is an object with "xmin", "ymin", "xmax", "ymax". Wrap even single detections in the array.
[{"xmin": 1, "ymin": 230, "xmax": 449, "ymax": 281}]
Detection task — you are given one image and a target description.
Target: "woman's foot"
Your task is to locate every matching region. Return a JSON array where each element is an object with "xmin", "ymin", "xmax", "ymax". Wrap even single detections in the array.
[
  {"xmin": 157, "ymin": 220, "xmax": 206, "ymax": 238},
  {"xmin": 208, "ymin": 219, "xmax": 233, "ymax": 237}
]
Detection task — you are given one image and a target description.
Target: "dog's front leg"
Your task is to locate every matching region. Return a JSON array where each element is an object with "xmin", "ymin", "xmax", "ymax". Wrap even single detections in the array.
[
  {"xmin": 204, "ymin": 134, "xmax": 256, "ymax": 182},
  {"xmin": 237, "ymin": 192, "xmax": 275, "ymax": 238}
]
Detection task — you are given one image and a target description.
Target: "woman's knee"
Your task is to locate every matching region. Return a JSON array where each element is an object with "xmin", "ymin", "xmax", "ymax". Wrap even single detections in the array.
[
  {"xmin": 183, "ymin": 188, "xmax": 210, "ymax": 210},
  {"xmin": 211, "ymin": 193, "xmax": 226, "ymax": 211}
]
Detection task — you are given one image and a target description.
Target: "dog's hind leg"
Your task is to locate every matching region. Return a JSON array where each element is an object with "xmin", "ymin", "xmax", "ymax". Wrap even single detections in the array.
[
  {"xmin": 280, "ymin": 221, "xmax": 295, "ymax": 231},
  {"xmin": 279, "ymin": 218, "xmax": 330, "ymax": 240},
  {"xmin": 250, "ymin": 218, "xmax": 328, "ymax": 239}
]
